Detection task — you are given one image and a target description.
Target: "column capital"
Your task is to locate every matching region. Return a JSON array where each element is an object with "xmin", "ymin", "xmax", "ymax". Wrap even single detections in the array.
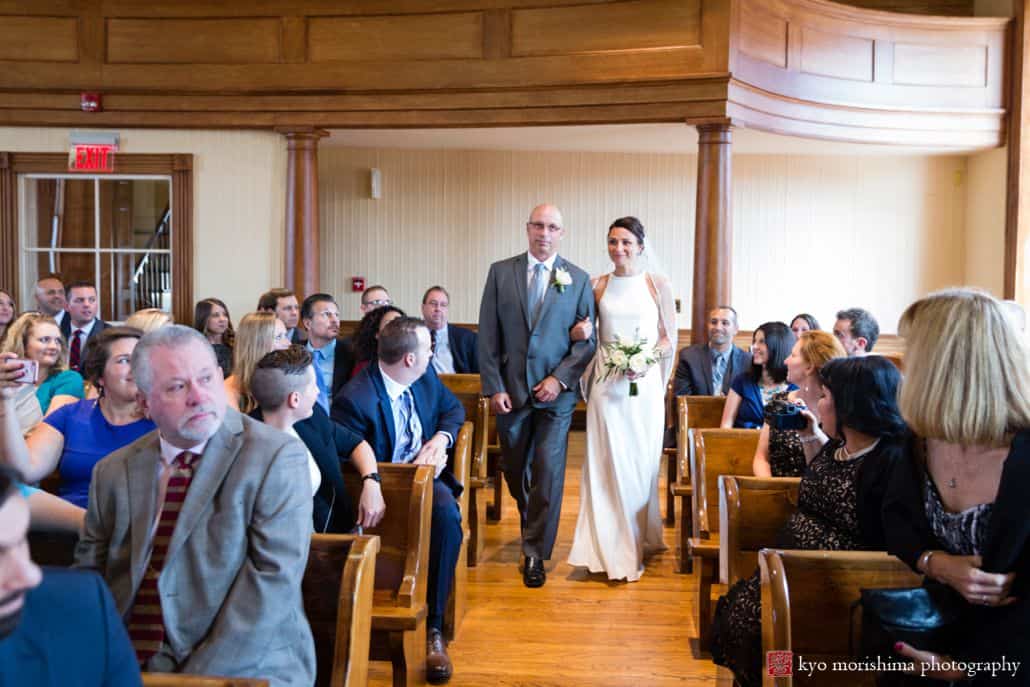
[
  {"xmin": 276, "ymin": 127, "xmax": 330, "ymax": 145},
  {"xmin": 695, "ymin": 122, "xmax": 733, "ymax": 145}
]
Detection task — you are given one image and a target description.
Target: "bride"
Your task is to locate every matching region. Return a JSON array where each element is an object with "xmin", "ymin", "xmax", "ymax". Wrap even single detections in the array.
[{"xmin": 567, "ymin": 216, "xmax": 676, "ymax": 582}]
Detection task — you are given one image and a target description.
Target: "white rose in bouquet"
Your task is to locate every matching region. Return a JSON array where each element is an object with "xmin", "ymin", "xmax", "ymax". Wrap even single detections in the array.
[
  {"xmin": 628, "ymin": 352, "xmax": 650, "ymax": 375},
  {"xmin": 610, "ymin": 349, "xmax": 629, "ymax": 368}
]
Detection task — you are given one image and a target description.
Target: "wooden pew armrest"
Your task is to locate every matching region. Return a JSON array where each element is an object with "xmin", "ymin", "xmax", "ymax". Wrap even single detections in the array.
[
  {"xmin": 688, "ymin": 537, "xmax": 719, "ymax": 559},
  {"xmin": 370, "ymin": 604, "xmax": 428, "ymax": 632},
  {"xmin": 671, "ymin": 483, "xmax": 692, "ymax": 497}
]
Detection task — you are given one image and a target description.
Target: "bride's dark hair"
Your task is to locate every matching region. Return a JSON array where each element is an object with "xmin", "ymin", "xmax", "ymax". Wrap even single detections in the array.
[{"xmin": 609, "ymin": 216, "xmax": 645, "ymax": 248}]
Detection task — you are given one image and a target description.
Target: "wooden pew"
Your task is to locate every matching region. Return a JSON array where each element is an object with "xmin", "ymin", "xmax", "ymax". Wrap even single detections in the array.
[
  {"xmin": 718, "ymin": 476, "xmax": 800, "ymax": 587},
  {"xmin": 304, "ymin": 534, "xmax": 379, "ymax": 687},
  {"xmin": 438, "ymin": 373, "xmax": 490, "ymax": 567},
  {"xmin": 670, "ymin": 395, "xmax": 726, "ymax": 574},
  {"xmin": 687, "ymin": 427, "xmax": 760, "ymax": 648},
  {"xmin": 342, "ymin": 463, "xmax": 434, "ymax": 687},
  {"xmin": 759, "ymin": 549, "xmax": 922, "ymax": 687},
  {"xmin": 143, "ymin": 676, "xmax": 268, "ymax": 687},
  {"xmin": 661, "ymin": 380, "xmax": 676, "ymax": 526},
  {"xmin": 444, "ymin": 421, "xmax": 473, "ymax": 640}
]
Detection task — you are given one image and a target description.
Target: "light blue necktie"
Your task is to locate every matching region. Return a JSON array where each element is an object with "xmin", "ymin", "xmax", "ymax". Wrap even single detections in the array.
[
  {"xmin": 528, "ymin": 262, "xmax": 547, "ymax": 325},
  {"xmin": 393, "ymin": 389, "xmax": 423, "ymax": 463},
  {"xmin": 712, "ymin": 353, "xmax": 727, "ymax": 395}
]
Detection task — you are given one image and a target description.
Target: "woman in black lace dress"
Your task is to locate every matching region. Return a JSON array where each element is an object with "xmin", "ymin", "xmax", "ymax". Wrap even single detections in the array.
[
  {"xmin": 710, "ymin": 356, "xmax": 907, "ymax": 687},
  {"xmin": 753, "ymin": 330, "xmax": 846, "ymax": 477},
  {"xmin": 884, "ymin": 289, "xmax": 1030, "ymax": 685}
]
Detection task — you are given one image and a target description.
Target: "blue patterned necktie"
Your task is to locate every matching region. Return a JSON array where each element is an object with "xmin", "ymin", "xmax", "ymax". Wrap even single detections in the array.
[
  {"xmin": 528, "ymin": 262, "xmax": 547, "ymax": 325},
  {"xmin": 712, "ymin": 353, "xmax": 727, "ymax": 395},
  {"xmin": 393, "ymin": 389, "xmax": 423, "ymax": 463}
]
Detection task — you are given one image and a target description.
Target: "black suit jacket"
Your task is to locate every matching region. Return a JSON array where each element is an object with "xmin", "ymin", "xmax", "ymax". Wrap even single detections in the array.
[
  {"xmin": 673, "ymin": 343, "xmax": 751, "ymax": 396},
  {"xmin": 288, "ymin": 327, "xmax": 307, "ymax": 345},
  {"xmin": 251, "ymin": 404, "xmax": 362, "ymax": 533},
  {"xmin": 59, "ymin": 317, "xmax": 108, "ymax": 345},
  {"xmin": 883, "ymin": 431, "xmax": 1030, "ymax": 673},
  {"xmin": 443, "ymin": 324, "xmax": 479, "ymax": 374},
  {"xmin": 332, "ymin": 363, "xmax": 465, "ymax": 496},
  {"xmin": 332, "ymin": 337, "xmax": 358, "ymax": 399},
  {"xmin": 0, "ymin": 568, "xmax": 142, "ymax": 686}
]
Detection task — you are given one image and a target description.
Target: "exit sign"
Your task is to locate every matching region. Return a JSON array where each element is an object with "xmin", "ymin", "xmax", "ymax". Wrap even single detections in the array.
[{"xmin": 69, "ymin": 144, "xmax": 116, "ymax": 172}]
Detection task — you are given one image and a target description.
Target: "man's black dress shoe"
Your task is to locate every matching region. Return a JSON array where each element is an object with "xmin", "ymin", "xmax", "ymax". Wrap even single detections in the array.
[{"xmin": 523, "ymin": 556, "xmax": 546, "ymax": 588}]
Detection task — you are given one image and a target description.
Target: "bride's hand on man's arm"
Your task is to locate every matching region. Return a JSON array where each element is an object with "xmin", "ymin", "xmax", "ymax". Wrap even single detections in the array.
[{"xmin": 570, "ymin": 318, "xmax": 593, "ymax": 342}]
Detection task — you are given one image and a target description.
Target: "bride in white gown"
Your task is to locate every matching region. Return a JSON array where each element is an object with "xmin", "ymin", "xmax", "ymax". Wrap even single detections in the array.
[{"xmin": 567, "ymin": 216, "xmax": 677, "ymax": 582}]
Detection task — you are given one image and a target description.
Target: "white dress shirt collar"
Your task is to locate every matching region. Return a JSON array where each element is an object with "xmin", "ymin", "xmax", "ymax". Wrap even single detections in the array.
[
  {"xmin": 71, "ymin": 318, "xmax": 96, "ymax": 339},
  {"xmin": 378, "ymin": 362, "xmax": 409, "ymax": 401},
  {"xmin": 527, "ymin": 252, "xmax": 558, "ymax": 274},
  {"xmin": 158, "ymin": 435, "xmax": 209, "ymax": 467}
]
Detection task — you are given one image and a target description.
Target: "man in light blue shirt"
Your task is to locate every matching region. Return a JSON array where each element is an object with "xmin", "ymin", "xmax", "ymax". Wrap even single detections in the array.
[{"xmin": 301, "ymin": 293, "xmax": 341, "ymax": 411}]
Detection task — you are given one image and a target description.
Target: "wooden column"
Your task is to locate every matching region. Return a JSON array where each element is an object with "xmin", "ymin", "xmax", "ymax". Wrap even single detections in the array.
[
  {"xmin": 280, "ymin": 127, "xmax": 328, "ymax": 299},
  {"xmin": 691, "ymin": 122, "xmax": 733, "ymax": 344},
  {"xmin": 1006, "ymin": 0, "xmax": 1030, "ymax": 302},
  {"xmin": 0, "ymin": 153, "xmax": 16, "ymax": 305}
]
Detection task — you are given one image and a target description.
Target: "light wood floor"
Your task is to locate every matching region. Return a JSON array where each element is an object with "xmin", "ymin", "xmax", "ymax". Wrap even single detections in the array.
[{"xmin": 369, "ymin": 431, "xmax": 732, "ymax": 686}]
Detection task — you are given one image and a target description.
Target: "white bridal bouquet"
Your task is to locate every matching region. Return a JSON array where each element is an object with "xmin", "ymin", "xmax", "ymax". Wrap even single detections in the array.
[{"xmin": 597, "ymin": 333, "xmax": 661, "ymax": 396}]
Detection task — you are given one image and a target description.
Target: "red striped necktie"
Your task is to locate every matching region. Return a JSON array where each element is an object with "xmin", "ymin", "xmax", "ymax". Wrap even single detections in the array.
[
  {"xmin": 127, "ymin": 450, "xmax": 199, "ymax": 666},
  {"xmin": 69, "ymin": 329, "xmax": 84, "ymax": 370}
]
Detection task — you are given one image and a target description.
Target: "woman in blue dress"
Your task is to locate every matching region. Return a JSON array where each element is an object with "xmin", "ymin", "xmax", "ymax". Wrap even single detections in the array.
[{"xmin": 720, "ymin": 321, "xmax": 796, "ymax": 429}]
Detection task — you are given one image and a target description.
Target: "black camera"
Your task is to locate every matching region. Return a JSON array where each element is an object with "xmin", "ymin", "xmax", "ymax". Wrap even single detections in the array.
[{"xmin": 766, "ymin": 399, "xmax": 807, "ymax": 431}]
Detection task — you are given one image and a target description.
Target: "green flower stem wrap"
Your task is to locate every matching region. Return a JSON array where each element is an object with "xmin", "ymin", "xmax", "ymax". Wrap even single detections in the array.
[{"xmin": 629, "ymin": 381, "xmax": 639, "ymax": 397}]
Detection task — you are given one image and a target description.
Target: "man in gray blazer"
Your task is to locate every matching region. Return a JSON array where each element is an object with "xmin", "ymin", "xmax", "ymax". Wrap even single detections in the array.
[
  {"xmin": 75, "ymin": 325, "xmax": 315, "ymax": 686},
  {"xmin": 674, "ymin": 305, "xmax": 751, "ymax": 397},
  {"xmin": 478, "ymin": 204, "xmax": 596, "ymax": 588}
]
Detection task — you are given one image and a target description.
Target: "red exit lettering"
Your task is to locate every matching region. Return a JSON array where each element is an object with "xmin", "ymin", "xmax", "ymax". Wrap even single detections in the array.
[{"xmin": 69, "ymin": 145, "xmax": 115, "ymax": 172}]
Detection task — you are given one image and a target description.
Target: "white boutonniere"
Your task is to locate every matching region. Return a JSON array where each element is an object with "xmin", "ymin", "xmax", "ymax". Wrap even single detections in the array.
[{"xmin": 552, "ymin": 267, "xmax": 572, "ymax": 293}]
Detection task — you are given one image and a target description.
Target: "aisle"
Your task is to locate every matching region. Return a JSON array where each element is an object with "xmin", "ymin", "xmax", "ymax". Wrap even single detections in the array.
[{"xmin": 369, "ymin": 431, "xmax": 730, "ymax": 687}]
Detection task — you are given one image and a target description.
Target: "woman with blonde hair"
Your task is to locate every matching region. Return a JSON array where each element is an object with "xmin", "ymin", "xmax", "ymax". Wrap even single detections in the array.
[
  {"xmin": 124, "ymin": 307, "xmax": 174, "ymax": 333},
  {"xmin": 752, "ymin": 330, "xmax": 847, "ymax": 477},
  {"xmin": 885, "ymin": 288, "xmax": 1030, "ymax": 683},
  {"xmin": 1, "ymin": 312, "xmax": 83, "ymax": 414},
  {"xmin": 224, "ymin": 311, "xmax": 290, "ymax": 413}
]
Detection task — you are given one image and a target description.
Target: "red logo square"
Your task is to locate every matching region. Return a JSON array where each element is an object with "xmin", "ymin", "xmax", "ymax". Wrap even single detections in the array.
[{"xmin": 767, "ymin": 650, "xmax": 793, "ymax": 677}]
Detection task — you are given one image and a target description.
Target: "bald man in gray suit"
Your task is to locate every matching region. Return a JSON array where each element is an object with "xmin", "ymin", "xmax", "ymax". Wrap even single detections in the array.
[
  {"xmin": 478, "ymin": 204, "xmax": 596, "ymax": 588},
  {"xmin": 74, "ymin": 326, "xmax": 315, "ymax": 686}
]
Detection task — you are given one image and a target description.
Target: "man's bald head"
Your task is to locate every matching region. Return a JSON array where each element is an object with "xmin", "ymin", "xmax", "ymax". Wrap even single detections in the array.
[{"xmin": 526, "ymin": 204, "xmax": 565, "ymax": 262}]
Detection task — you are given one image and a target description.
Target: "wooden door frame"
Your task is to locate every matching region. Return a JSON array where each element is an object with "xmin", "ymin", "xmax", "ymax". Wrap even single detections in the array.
[{"xmin": 0, "ymin": 153, "xmax": 193, "ymax": 325}]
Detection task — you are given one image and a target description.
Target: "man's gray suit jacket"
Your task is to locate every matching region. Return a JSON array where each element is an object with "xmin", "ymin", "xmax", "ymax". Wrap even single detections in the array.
[
  {"xmin": 478, "ymin": 252, "xmax": 596, "ymax": 409},
  {"xmin": 74, "ymin": 409, "xmax": 316, "ymax": 687},
  {"xmin": 673, "ymin": 343, "xmax": 752, "ymax": 397}
]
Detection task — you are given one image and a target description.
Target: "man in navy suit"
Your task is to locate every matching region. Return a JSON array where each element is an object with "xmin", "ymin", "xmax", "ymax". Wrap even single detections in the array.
[
  {"xmin": 674, "ymin": 305, "xmax": 751, "ymax": 397},
  {"xmin": 332, "ymin": 316, "xmax": 464, "ymax": 685},
  {"xmin": 0, "ymin": 465, "xmax": 142, "ymax": 686},
  {"xmin": 421, "ymin": 286, "xmax": 479, "ymax": 374},
  {"xmin": 59, "ymin": 281, "xmax": 109, "ymax": 371}
]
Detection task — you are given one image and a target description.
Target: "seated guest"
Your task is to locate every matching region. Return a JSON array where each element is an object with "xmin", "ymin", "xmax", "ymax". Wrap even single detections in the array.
[
  {"xmin": 422, "ymin": 286, "xmax": 479, "ymax": 374},
  {"xmin": 359, "ymin": 284, "xmax": 392, "ymax": 315},
  {"xmin": 251, "ymin": 347, "xmax": 386, "ymax": 533},
  {"xmin": 753, "ymin": 330, "xmax": 845, "ymax": 477},
  {"xmin": 335, "ymin": 285, "xmax": 394, "ymax": 381},
  {"xmin": 0, "ymin": 288, "xmax": 15, "ymax": 348},
  {"xmin": 0, "ymin": 465, "xmax": 142, "ymax": 687},
  {"xmin": 351, "ymin": 305, "xmax": 406, "ymax": 380},
  {"xmin": 789, "ymin": 313, "xmax": 819, "ymax": 336},
  {"xmin": 60, "ymin": 281, "xmax": 109, "ymax": 372},
  {"xmin": 301, "ymin": 293, "xmax": 345, "ymax": 411},
  {"xmin": 34, "ymin": 274, "xmax": 67, "ymax": 330},
  {"xmin": 193, "ymin": 297, "xmax": 235, "ymax": 377},
  {"xmin": 833, "ymin": 307, "xmax": 878, "ymax": 357},
  {"xmin": 258, "ymin": 288, "xmax": 306, "ymax": 344},
  {"xmin": 675, "ymin": 306, "xmax": 750, "ymax": 397},
  {"xmin": 885, "ymin": 289, "xmax": 1030, "ymax": 683},
  {"xmin": 74, "ymin": 325, "xmax": 316, "ymax": 683},
  {"xmin": 332, "ymin": 317, "xmax": 464, "ymax": 684},
  {"xmin": 0, "ymin": 327, "xmax": 155, "ymax": 508},
  {"xmin": 2, "ymin": 313, "xmax": 83, "ymax": 415},
  {"xmin": 124, "ymin": 308, "xmax": 174, "ymax": 333},
  {"xmin": 711, "ymin": 356, "xmax": 907, "ymax": 687},
  {"xmin": 720, "ymin": 322, "xmax": 795, "ymax": 429},
  {"xmin": 224, "ymin": 311, "xmax": 289, "ymax": 413}
]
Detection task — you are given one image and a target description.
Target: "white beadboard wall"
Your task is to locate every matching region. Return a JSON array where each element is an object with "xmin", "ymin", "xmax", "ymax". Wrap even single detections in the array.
[
  {"xmin": 0, "ymin": 127, "xmax": 286, "ymax": 322},
  {"xmin": 320, "ymin": 147, "xmax": 974, "ymax": 332}
]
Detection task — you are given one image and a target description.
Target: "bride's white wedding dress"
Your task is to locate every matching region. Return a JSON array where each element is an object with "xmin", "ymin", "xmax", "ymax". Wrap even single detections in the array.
[{"xmin": 568, "ymin": 271, "xmax": 669, "ymax": 582}]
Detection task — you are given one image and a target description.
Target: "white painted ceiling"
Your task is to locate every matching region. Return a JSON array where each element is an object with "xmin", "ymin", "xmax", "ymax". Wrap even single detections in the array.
[{"xmin": 324, "ymin": 123, "xmax": 993, "ymax": 156}]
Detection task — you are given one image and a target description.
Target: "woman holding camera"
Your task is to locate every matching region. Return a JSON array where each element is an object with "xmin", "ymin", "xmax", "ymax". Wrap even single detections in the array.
[
  {"xmin": 1, "ymin": 312, "xmax": 83, "ymax": 415},
  {"xmin": 753, "ymin": 330, "xmax": 846, "ymax": 477},
  {"xmin": 711, "ymin": 356, "xmax": 908, "ymax": 687},
  {"xmin": 0, "ymin": 327, "xmax": 155, "ymax": 508},
  {"xmin": 720, "ymin": 322, "xmax": 796, "ymax": 429}
]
